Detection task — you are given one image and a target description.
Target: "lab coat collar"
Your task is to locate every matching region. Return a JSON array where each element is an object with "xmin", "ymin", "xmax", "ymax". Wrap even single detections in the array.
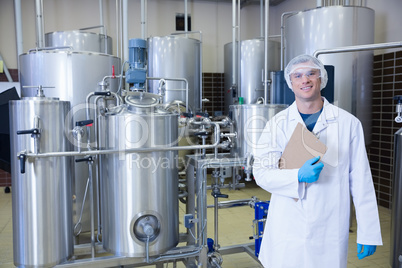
[{"xmin": 288, "ymin": 97, "xmax": 337, "ymax": 134}]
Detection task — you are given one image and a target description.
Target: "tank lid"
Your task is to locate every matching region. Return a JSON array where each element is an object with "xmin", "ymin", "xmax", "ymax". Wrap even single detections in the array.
[{"xmin": 125, "ymin": 92, "xmax": 160, "ymax": 108}]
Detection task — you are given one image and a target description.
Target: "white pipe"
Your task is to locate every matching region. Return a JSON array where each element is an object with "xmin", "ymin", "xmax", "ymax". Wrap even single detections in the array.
[
  {"xmin": 116, "ymin": 0, "xmax": 119, "ymax": 58},
  {"xmin": 141, "ymin": 0, "xmax": 146, "ymax": 39},
  {"xmin": 120, "ymin": 0, "xmax": 123, "ymax": 60},
  {"xmin": 260, "ymin": 0, "xmax": 263, "ymax": 37},
  {"xmin": 35, "ymin": 0, "xmax": 45, "ymax": 48},
  {"xmin": 145, "ymin": 0, "xmax": 147, "ymax": 39},
  {"xmin": 232, "ymin": 0, "xmax": 236, "ymax": 85},
  {"xmin": 14, "ymin": 0, "xmax": 23, "ymax": 64},
  {"xmin": 123, "ymin": 0, "xmax": 129, "ymax": 63},
  {"xmin": 317, "ymin": 0, "xmax": 323, "ymax": 7},
  {"xmin": 185, "ymin": 0, "xmax": 188, "ymax": 33},
  {"xmin": 263, "ymin": 0, "xmax": 269, "ymax": 104},
  {"xmin": 280, "ymin": 11, "xmax": 299, "ymax": 69},
  {"xmin": 99, "ymin": 0, "xmax": 104, "ymax": 35},
  {"xmin": 237, "ymin": 0, "xmax": 241, "ymax": 90}
]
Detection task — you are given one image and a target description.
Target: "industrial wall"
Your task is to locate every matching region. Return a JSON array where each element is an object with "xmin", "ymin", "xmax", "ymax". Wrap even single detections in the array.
[{"xmin": 1, "ymin": 0, "xmax": 402, "ymax": 73}]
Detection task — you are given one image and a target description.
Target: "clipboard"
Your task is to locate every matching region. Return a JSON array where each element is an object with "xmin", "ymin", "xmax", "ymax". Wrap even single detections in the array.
[{"xmin": 279, "ymin": 122, "xmax": 327, "ymax": 169}]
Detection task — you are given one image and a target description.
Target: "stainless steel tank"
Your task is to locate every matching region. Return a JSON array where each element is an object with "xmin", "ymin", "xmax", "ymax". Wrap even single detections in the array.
[
  {"xmin": 45, "ymin": 31, "xmax": 113, "ymax": 54},
  {"xmin": 19, "ymin": 49, "xmax": 121, "ymax": 233},
  {"xmin": 392, "ymin": 128, "xmax": 402, "ymax": 268},
  {"xmin": 9, "ymin": 96, "xmax": 73, "ymax": 267},
  {"xmin": 224, "ymin": 39, "xmax": 281, "ymax": 114},
  {"xmin": 284, "ymin": 6, "xmax": 374, "ymax": 144},
  {"xmin": 147, "ymin": 36, "xmax": 201, "ymax": 113},
  {"xmin": 100, "ymin": 92, "xmax": 179, "ymax": 257},
  {"xmin": 230, "ymin": 104, "xmax": 288, "ymax": 158}
]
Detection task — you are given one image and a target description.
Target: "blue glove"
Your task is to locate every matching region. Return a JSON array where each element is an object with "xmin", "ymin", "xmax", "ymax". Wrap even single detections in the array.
[
  {"xmin": 357, "ymin": 243, "xmax": 377, "ymax": 259},
  {"xmin": 298, "ymin": 156, "xmax": 324, "ymax": 183}
]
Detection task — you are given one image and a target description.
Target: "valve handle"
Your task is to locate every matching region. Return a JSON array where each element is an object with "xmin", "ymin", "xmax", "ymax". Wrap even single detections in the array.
[
  {"xmin": 75, "ymin": 156, "xmax": 93, "ymax": 163},
  {"xmin": 196, "ymin": 112, "xmax": 209, "ymax": 118},
  {"xmin": 17, "ymin": 128, "xmax": 40, "ymax": 135},
  {"xmin": 94, "ymin": 91, "xmax": 111, "ymax": 96},
  {"xmin": 18, "ymin": 154, "xmax": 26, "ymax": 174},
  {"xmin": 211, "ymin": 192, "xmax": 229, "ymax": 198},
  {"xmin": 75, "ymin": 120, "xmax": 94, "ymax": 127},
  {"xmin": 194, "ymin": 131, "xmax": 208, "ymax": 137},
  {"xmin": 181, "ymin": 112, "xmax": 194, "ymax": 118}
]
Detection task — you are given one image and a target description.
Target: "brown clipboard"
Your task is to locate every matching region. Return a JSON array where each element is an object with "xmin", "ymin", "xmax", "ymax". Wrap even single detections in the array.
[{"xmin": 279, "ymin": 122, "xmax": 327, "ymax": 169}]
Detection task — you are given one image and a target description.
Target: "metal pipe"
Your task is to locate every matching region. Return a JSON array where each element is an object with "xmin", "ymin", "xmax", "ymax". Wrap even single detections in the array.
[
  {"xmin": 23, "ymin": 123, "xmax": 222, "ymax": 159},
  {"xmin": 99, "ymin": 0, "xmax": 104, "ymax": 35},
  {"xmin": 88, "ymin": 160, "xmax": 95, "ymax": 258},
  {"xmin": 313, "ymin": 41, "xmax": 402, "ymax": 58},
  {"xmin": 35, "ymin": 0, "xmax": 45, "ymax": 48},
  {"xmin": 317, "ymin": 0, "xmax": 323, "ymax": 7},
  {"xmin": 263, "ymin": 0, "xmax": 269, "ymax": 104},
  {"xmin": 185, "ymin": 0, "xmax": 188, "ymax": 33},
  {"xmin": 123, "ymin": 0, "xmax": 129, "ymax": 62},
  {"xmin": 147, "ymin": 77, "xmax": 189, "ymax": 113},
  {"xmin": 116, "ymin": 0, "xmax": 119, "ymax": 58},
  {"xmin": 260, "ymin": 0, "xmax": 263, "ymax": 37},
  {"xmin": 141, "ymin": 0, "xmax": 146, "ymax": 39},
  {"xmin": 232, "ymin": 0, "xmax": 237, "ymax": 86},
  {"xmin": 237, "ymin": 0, "xmax": 241, "ymax": 90},
  {"xmin": 14, "ymin": 0, "xmax": 23, "ymax": 72}
]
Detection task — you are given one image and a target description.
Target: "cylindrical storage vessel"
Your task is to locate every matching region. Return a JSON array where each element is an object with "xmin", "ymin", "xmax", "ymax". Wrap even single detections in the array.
[
  {"xmin": 284, "ymin": 6, "xmax": 374, "ymax": 144},
  {"xmin": 10, "ymin": 97, "xmax": 73, "ymax": 267},
  {"xmin": 45, "ymin": 31, "xmax": 113, "ymax": 54},
  {"xmin": 100, "ymin": 92, "xmax": 179, "ymax": 257},
  {"xmin": 19, "ymin": 49, "xmax": 121, "ymax": 234},
  {"xmin": 392, "ymin": 128, "xmax": 402, "ymax": 268},
  {"xmin": 147, "ymin": 36, "xmax": 201, "ymax": 113},
  {"xmin": 224, "ymin": 39, "xmax": 281, "ymax": 114},
  {"xmin": 230, "ymin": 104, "xmax": 287, "ymax": 158}
]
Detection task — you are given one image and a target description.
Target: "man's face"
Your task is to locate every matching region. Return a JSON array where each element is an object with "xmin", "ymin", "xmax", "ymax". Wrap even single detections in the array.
[{"xmin": 289, "ymin": 63, "xmax": 322, "ymax": 102}]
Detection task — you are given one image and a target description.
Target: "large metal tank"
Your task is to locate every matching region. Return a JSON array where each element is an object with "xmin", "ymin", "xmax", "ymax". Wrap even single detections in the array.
[
  {"xmin": 392, "ymin": 128, "xmax": 402, "ymax": 268},
  {"xmin": 100, "ymin": 92, "xmax": 179, "ymax": 257},
  {"xmin": 230, "ymin": 104, "xmax": 288, "ymax": 158},
  {"xmin": 224, "ymin": 39, "xmax": 281, "ymax": 114},
  {"xmin": 147, "ymin": 36, "xmax": 201, "ymax": 113},
  {"xmin": 19, "ymin": 49, "xmax": 121, "ymax": 234},
  {"xmin": 284, "ymin": 6, "xmax": 374, "ymax": 144},
  {"xmin": 9, "ymin": 96, "xmax": 73, "ymax": 267},
  {"xmin": 45, "ymin": 31, "xmax": 113, "ymax": 54}
]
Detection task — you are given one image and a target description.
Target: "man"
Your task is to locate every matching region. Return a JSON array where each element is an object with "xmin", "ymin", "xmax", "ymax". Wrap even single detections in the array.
[{"xmin": 253, "ymin": 54, "xmax": 382, "ymax": 268}]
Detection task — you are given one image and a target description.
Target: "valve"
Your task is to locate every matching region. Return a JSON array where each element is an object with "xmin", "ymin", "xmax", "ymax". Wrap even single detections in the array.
[
  {"xmin": 18, "ymin": 153, "xmax": 27, "ymax": 174},
  {"xmin": 94, "ymin": 91, "xmax": 112, "ymax": 96},
  {"xmin": 75, "ymin": 119, "xmax": 94, "ymax": 127},
  {"xmin": 394, "ymin": 96, "xmax": 402, "ymax": 123},
  {"xmin": 75, "ymin": 156, "xmax": 93, "ymax": 163},
  {"xmin": 17, "ymin": 128, "xmax": 40, "ymax": 137}
]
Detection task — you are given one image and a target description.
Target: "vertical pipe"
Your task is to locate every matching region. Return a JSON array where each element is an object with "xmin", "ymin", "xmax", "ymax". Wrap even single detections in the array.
[
  {"xmin": 345, "ymin": 0, "xmax": 351, "ymax": 5},
  {"xmin": 317, "ymin": 0, "xmax": 323, "ymax": 7},
  {"xmin": 141, "ymin": 0, "xmax": 146, "ymax": 39},
  {"xmin": 123, "ymin": 0, "xmax": 129, "ymax": 63},
  {"xmin": 184, "ymin": 0, "xmax": 188, "ymax": 33},
  {"xmin": 232, "ymin": 0, "xmax": 236, "ymax": 86},
  {"xmin": 116, "ymin": 0, "xmax": 119, "ymax": 58},
  {"xmin": 99, "ymin": 0, "xmax": 104, "ymax": 34},
  {"xmin": 35, "ymin": 0, "xmax": 45, "ymax": 48},
  {"xmin": 144, "ymin": 0, "xmax": 147, "ymax": 39},
  {"xmin": 263, "ymin": 0, "xmax": 269, "ymax": 104},
  {"xmin": 14, "ymin": 0, "xmax": 23, "ymax": 70},
  {"xmin": 120, "ymin": 0, "xmax": 123, "ymax": 60},
  {"xmin": 260, "ymin": 0, "xmax": 263, "ymax": 37},
  {"xmin": 237, "ymin": 0, "xmax": 241, "ymax": 91}
]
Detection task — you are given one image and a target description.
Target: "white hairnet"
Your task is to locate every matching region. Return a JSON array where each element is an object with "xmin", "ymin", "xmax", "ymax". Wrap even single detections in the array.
[{"xmin": 284, "ymin": 54, "xmax": 328, "ymax": 91}]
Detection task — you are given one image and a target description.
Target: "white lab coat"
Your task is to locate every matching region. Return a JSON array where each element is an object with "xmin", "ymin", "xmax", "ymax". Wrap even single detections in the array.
[{"xmin": 253, "ymin": 98, "xmax": 382, "ymax": 268}]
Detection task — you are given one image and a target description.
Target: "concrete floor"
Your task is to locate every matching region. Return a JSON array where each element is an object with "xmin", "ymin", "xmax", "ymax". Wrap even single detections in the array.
[{"xmin": 0, "ymin": 179, "xmax": 393, "ymax": 267}]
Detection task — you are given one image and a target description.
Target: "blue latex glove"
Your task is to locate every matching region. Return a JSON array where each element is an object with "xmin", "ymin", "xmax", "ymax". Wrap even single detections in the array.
[
  {"xmin": 298, "ymin": 156, "xmax": 324, "ymax": 183},
  {"xmin": 357, "ymin": 243, "xmax": 377, "ymax": 259}
]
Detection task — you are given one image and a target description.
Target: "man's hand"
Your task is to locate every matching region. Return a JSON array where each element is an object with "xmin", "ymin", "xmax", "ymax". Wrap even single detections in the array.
[
  {"xmin": 357, "ymin": 243, "xmax": 377, "ymax": 259},
  {"xmin": 298, "ymin": 156, "xmax": 324, "ymax": 183}
]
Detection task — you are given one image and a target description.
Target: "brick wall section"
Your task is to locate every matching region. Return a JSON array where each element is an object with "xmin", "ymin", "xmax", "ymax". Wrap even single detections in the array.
[
  {"xmin": 0, "ymin": 169, "xmax": 11, "ymax": 187},
  {"xmin": 369, "ymin": 50, "xmax": 402, "ymax": 209},
  {"xmin": 202, "ymin": 73, "xmax": 225, "ymax": 116},
  {"xmin": 0, "ymin": 69, "xmax": 19, "ymax": 82}
]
